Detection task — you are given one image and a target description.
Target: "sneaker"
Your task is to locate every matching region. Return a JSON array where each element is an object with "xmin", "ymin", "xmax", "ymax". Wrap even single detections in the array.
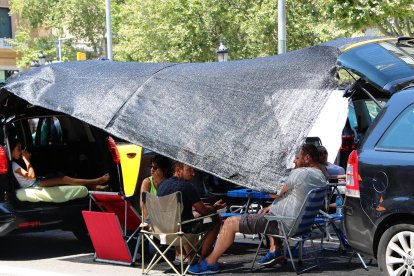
[
  {"xmin": 258, "ymin": 248, "xmax": 282, "ymax": 266},
  {"xmin": 188, "ymin": 259, "xmax": 219, "ymax": 275}
]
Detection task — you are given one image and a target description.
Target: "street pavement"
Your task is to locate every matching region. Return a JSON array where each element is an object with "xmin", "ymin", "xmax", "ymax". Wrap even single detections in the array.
[
  {"xmin": 0, "ymin": 230, "xmax": 379, "ymax": 276},
  {"xmin": 138, "ymin": 234, "xmax": 378, "ymax": 276}
]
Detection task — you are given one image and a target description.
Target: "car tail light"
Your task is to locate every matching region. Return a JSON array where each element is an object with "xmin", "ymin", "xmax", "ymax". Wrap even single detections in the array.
[
  {"xmin": 340, "ymin": 135, "xmax": 356, "ymax": 151},
  {"xmin": 346, "ymin": 150, "xmax": 360, "ymax": 198},
  {"xmin": 106, "ymin": 137, "xmax": 120, "ymax": 164},
  {"xmin": 0, "ymin": 145, "xmax": 8, "ymax": 174}
]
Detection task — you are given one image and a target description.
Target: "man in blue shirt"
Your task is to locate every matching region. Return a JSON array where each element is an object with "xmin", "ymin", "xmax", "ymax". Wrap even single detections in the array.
[{"xmin": 157, "ymin": 161, "xmax": 226, "ymax": 261}]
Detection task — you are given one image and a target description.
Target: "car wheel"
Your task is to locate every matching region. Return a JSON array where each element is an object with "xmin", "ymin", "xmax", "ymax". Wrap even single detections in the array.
[{"xmin": 378, "ymin": 224, "xmax": 414, "ymax": 275}]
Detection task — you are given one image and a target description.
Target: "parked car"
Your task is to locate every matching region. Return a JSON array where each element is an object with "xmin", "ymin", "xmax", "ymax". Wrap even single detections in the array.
[
  {"xmin": 342, "ymin": 37, "xmax": 414, "ymax": 274},
  {"xmin": 0, "ymin": 93, "xmax": 139, "ymax": 239}
]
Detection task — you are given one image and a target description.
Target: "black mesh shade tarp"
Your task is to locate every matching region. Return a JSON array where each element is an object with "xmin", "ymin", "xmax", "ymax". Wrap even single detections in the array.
[{"xmin": 3, "ymin": 38, "xmax": 374, "ymax": 192}]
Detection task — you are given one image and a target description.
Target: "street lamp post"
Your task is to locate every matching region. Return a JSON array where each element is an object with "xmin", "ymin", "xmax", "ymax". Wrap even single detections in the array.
[
  {"xmin": 105, "ymin": 0, "xmax": 113, "ymax": 61},
  {"xmin": 278, "ymin": 0, "xmax": 286, "ymax": 54},
  {"xmin": 216, "ymin": 41, "xmax": 229, "ymax": 62}
]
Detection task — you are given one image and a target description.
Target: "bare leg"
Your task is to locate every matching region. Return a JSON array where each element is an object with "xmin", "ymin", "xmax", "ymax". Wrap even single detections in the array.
[
  {"xmin": 267, "ymin": 236, "xmax": 278, "ymax": 252},
  {"xmin": 205, "ymin": 216, "xmax": 240, "ymax": 265},
  {"xmin": 39, "ymin": 173, "xmax": 109, "ymax": 187},
  {"xmin": 200, "ymin": 215, "xmax": 221, "ymax": 259}
]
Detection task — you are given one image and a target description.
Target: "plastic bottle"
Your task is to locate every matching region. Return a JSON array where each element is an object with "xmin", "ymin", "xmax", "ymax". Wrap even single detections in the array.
[{"xmin": 336, "ymin": 194, "xmax": 343, "ymax": 216}]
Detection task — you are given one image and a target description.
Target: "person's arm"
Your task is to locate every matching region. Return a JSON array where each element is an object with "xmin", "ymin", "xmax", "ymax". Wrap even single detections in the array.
[
  {"xmin": 269, "ymin": 184, "xmax": 288, "ymax": 199},
  {"xmin": 140, "ymin": 178, "xmax": 151, "ymax": 220},
  {"xmin": 193, "ymin": 199, "xmax": 226, "ymax": 216},
  {"xmin": 14, "ymin": 152, "xmax": 36, "ymax": 180}
]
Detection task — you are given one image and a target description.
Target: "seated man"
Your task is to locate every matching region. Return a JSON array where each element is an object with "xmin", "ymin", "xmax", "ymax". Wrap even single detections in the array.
[
  {"xmin": 188, "ymin": 143, "xmax": 327, "ymax": 274},
  {"xmin": 157, "ymin": 161, "xmax": 226, "ymax": 260}
]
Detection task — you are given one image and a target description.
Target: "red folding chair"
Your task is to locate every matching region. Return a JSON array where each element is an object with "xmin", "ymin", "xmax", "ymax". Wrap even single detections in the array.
[{"xmin": 82, "ymin": 191, "xmax": 142, "ymax": 266}]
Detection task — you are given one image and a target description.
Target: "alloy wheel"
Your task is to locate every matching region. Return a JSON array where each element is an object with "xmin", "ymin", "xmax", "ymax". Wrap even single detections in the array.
[{"xmin": 386, "ymin": 231, "xmax": 414, "ymax": 276}]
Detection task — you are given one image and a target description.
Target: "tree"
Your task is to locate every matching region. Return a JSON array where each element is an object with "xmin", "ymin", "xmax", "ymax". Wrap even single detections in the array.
[
  {"xmin": 114, "ymin": 0, "xmax": 353, "ymax": 62},
  {"xmin": 9, "ymin": 0, "xmax": 107, "ymax": 66},
  {"xmin": 324, "ymin": 0, "xmax": 414, "ymax": 36},
  {"xmin": 10, "ymin": 0, "xmax": 356, "ymax": 65}
]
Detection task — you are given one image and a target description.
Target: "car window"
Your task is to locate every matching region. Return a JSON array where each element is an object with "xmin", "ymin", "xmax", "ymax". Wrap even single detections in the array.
[
  {"xmin": 349, "ymin": 99, "xmax": 386, "ymax": 132},
  {"xmin": 366, "ymin": 101, "xmax": 385, "ymax": 120},
  {"xmin": 348, "ymin": 103, "xmax": 357, "ymax": 129},
  {"xmin": 377, "ymin": 104, "xmax": 414, "ymax": 151},
  {"xmin": 31, "ymin": 117, "xmax": 64, "ymax": 145}
]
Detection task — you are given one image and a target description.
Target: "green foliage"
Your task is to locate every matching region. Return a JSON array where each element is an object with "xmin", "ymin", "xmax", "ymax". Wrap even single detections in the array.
[
  {"xmin": 114, "ymin": 0, "xmax": 351, "ymax": 62},
  {"xmin": 9, "ymin": 28, "xmax": 59, "ymax": 67},
  {"xmin": 62, "ymin": 0, "xmax": 106, "ymax": 53},
  {"xmin": 10, "ymin": 0, "xmax": 107, "ymax": 66},
  {"xmin": 324, "ymin": 0, "xmax": 414, "ymax": 36},
  {"xmin": 10, "ymin": 0, "xmax": 371, "ymax": 65}
]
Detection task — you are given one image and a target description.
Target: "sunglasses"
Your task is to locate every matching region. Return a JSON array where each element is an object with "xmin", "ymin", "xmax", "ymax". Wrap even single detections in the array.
[{"xmin": 150, "ymin": 165, "xmax": 159, "ymax": 170}]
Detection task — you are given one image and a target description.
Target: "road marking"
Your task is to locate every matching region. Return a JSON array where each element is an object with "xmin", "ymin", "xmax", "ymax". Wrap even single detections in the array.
[{"xmin": 0, "ymin": 265, "xmax": 77, "ymax": 276}]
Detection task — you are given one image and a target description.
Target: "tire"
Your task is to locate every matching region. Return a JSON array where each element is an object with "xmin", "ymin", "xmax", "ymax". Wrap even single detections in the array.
[{"xmin": 378, "ymin": 223, "xmax": 414, "ymax": 275}]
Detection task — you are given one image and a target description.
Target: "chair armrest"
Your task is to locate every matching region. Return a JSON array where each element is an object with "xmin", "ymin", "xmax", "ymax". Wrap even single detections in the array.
[
  {"xmin": 180, "ymin": 213, "xmax": 217, "ymax": 225},
  {"xmin": 265, "ymin": 214, "xmax": 295, "ymax": 222}
]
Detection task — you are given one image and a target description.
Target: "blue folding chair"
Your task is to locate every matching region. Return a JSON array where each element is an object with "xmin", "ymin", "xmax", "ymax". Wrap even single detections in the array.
[
  {"xmin": 314, "ymin": 210, "xmax": 369, "ymax": 270},
  {"xmin": 251, "ymin": 187, "xmax": 327, "ymax": 274}
]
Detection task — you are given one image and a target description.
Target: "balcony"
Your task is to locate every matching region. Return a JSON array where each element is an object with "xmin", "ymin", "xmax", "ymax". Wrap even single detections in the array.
[{"xmin": 0, "ymin": 38, "xmax": 13, "ymax": 48}]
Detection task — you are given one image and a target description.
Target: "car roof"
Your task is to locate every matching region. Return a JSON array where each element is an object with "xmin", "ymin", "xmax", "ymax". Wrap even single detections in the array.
[{"xmin": 338, "ymin": 37, "xmax": 414, "ymax": 94}]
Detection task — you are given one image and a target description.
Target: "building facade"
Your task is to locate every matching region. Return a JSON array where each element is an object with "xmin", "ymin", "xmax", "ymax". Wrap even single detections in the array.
[{"xmin": 0, "ymin": 0, "xmax": 18, "ymax": 82}]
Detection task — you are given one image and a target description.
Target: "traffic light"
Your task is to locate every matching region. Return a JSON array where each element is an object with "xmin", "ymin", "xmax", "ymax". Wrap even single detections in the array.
[{"xmin": 76, "ymin": 52, "xmax": 86, "ymax": 61}]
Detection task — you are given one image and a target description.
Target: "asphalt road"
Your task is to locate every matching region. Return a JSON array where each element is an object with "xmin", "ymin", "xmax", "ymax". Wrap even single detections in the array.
[{"xmin": 0, "ymin": 230, "xmax": 379, "ymax": 276}]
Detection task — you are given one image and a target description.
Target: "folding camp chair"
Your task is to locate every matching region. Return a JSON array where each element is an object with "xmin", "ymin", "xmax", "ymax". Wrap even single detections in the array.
[
  {"xmin": 315, "ymin": 210, "xmax": 369, "ymax": 270},
  {"xmin": 141, "ymin": 191, "xmax": 217, "ymax": 276},
  {"xmin": 251, "ymin": 187, "xmax": 326, "ymax": 274},
  {"xmin": 82, "ymin": 191, "xmax": 142, "ymax": 266}
]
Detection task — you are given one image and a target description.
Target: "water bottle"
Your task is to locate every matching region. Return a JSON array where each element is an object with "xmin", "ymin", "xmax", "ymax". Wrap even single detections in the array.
[{"xmin": 336, "ymin": 194, "xmax": 343, "ymax": 216}]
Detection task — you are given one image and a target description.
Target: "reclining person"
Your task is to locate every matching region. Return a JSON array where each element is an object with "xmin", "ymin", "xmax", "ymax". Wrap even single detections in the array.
[
  {"xmin": 10, "ymin": 139, "xmax": 109, "ymax": 190},
  {"xmin": 188, "ymin": 143, "xmax": 327, "ymax": 274}
]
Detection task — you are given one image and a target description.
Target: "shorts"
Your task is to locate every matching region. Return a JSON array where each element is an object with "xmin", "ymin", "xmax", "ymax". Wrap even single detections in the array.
[
  {"xmin": 238, "ymin": 212, "xmax": 279, "ymax": 235},
  {"xmin": 30, "ymin": 179, "xmax": 41, "ymax": 188},
  {"xmin": 182, "ymin": 214, "xmax": 220, "ymax": 234}
]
